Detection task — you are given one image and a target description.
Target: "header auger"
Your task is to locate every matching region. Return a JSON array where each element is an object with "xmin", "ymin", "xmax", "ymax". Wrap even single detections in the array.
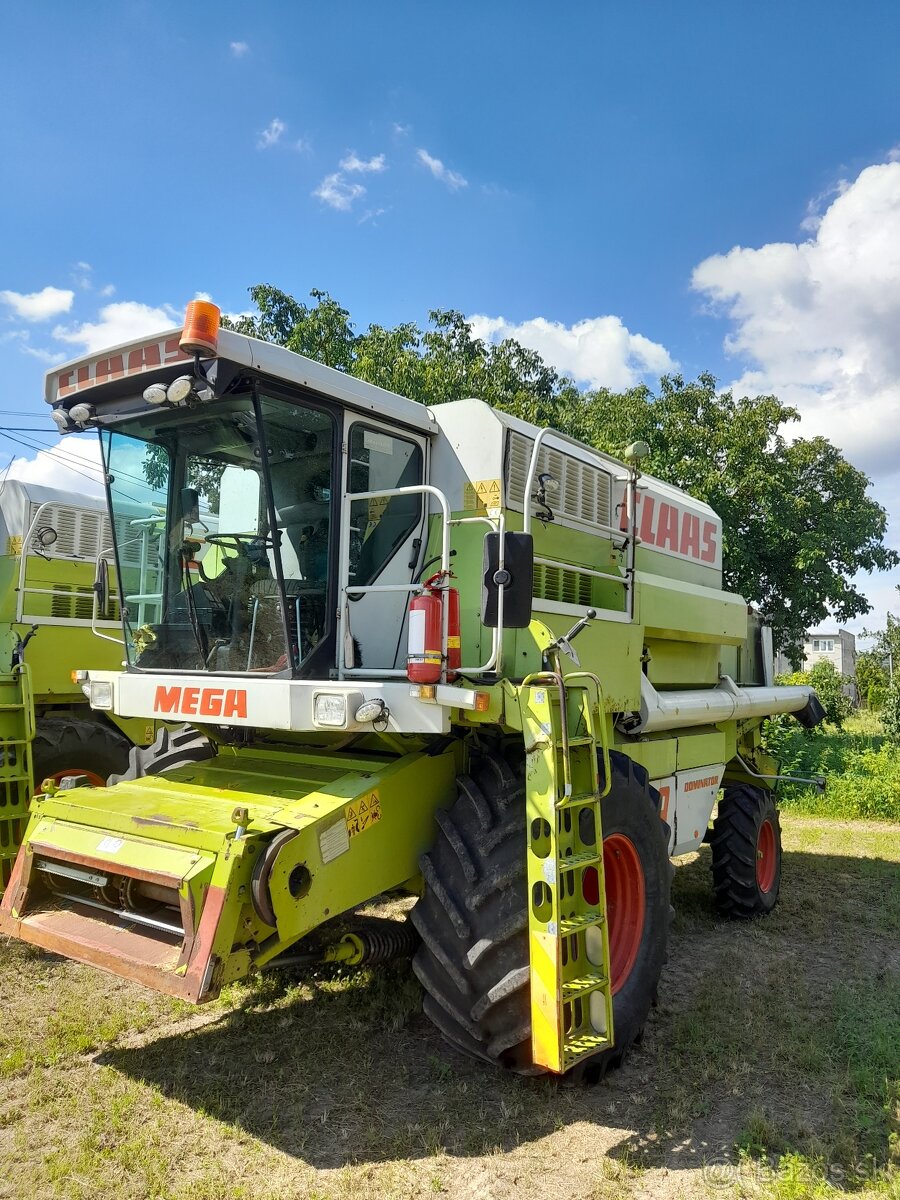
[{"xmin": 0, "ymin": 300, "xmax": 824, "ymax": 1079}]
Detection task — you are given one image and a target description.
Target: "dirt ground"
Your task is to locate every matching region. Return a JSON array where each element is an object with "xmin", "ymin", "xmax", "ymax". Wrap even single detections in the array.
[{"xmin": 0, "ymin": 816, "xmax": 897, "ymax": 1200}]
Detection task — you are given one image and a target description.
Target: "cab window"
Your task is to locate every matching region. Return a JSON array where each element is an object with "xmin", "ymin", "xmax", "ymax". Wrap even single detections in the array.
[{"xmin": 347, "ymin": 425, "xmax": 422, "ymax": 587}]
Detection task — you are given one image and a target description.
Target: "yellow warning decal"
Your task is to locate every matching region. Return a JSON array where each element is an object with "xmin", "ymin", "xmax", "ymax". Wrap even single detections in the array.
[
  {"xmin": 367, "ymin": 494, "xmax": 390, "ymax": 523},
  {"xmin": 463, "ymin": 478, "xmax": 501, "ymax": 512},
  {"xmin": 446, "ymin": 635, "xmax": 461, "ymax": 649},
  {"xmin": 345, "ymin": 791, "xmax": 382, "ymax": 839}
]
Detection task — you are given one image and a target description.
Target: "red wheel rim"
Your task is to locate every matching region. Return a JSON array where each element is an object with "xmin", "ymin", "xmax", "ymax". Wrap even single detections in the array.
[
  {"xmin": 756, "ymin": 818, "xmax": 777, "ymax": 893},
  {"xmin": 44, "ymin": 768, "xmax": 107, "ymax": 789},
  {"xmin": 600, "ymin": 833, "xmax": 646, "ymax": 995}
]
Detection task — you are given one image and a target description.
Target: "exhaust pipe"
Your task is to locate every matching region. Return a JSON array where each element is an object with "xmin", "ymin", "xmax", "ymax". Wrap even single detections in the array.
[{"xmin": 632, "ymin": 674, "xmax": 825, "ymax": 734}]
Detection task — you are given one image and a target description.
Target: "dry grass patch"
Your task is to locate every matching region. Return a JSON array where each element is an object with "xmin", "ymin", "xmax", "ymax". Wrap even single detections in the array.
[{"xmin": 0, "ymin": 817, "xmax": 896, "ymax": 1199}]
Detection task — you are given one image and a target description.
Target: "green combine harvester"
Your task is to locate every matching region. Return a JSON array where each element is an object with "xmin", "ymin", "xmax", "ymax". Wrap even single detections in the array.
[
  {"xmin": 0, "ymin": 301, "xmax": 823, "ymax": 1079},
  {"xmin": 0, "ymin": 478, "xmax": 171, "ymax": 882}
]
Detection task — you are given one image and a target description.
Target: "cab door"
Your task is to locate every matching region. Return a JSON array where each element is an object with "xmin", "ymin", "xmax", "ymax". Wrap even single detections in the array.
[{"xmin": 342, "ymin": 417, "xmax": 427, "ymax": 671}]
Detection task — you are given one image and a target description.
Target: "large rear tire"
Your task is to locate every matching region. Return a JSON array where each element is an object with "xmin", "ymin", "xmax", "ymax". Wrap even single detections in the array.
[
  {"xmin": 32, "ymin": 716, "xmax": 131, "ymax": 790},
  {"xmin": 108, "ymin": 725, "xmax": 214, "ymax": 784},
  {"xmin": 710, "ymin": 784, "xmax": 782, "ymax": 917},
  {"xmin": 411, "ymin": 748, "xmax": 671, "ymax": 1080}
]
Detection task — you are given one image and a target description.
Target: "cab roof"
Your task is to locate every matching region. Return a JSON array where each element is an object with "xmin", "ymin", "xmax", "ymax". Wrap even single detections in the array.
[{"xmin": 45, "ymin": 325, "xmax": 435, "ymax": 435}]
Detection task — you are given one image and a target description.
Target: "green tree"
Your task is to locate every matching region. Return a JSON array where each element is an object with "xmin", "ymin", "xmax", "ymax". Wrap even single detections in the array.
[
  {"xmin": 223, "ymin": 286, "xmax": 897, "ymax": 658},
  {"xmin": 854, "ymin": 649, "xmax": 889, "ymax": 710},
  {"xmin": 880, "ymin": 678, "xmax": 900, "ymax": 742},
  {"xmin": 583, "ymin": 375, "xmax": 896, "ymax": 659}
]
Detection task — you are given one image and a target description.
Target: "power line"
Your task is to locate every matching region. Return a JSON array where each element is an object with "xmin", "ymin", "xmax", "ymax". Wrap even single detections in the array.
[
  {"xmin": 0, "ymin": 432, "xmax": 149, "ymax": 503},
  {"xmin": 2, "ymin": 429, "xmax": 156, "ymax": 491}
]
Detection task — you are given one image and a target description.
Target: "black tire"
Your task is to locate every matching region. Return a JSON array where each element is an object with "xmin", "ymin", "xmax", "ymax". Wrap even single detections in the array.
[
  {"xmin": 108, "ymin": 724, "xmax": 214, "ymax": 784},
  {"xmin": 411, "ymin": 748, "xmax": 672, "ymax": 1081},
  {"xmin": 32, "ymin": 716, "xmax": 131, "ymax": 790},
  {"xmin": 710, "ymin": 784, "xmax": 781, "ymax": 917}
]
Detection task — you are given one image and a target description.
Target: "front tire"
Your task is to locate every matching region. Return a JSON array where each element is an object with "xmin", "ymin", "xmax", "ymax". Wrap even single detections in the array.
[
  {"xmin": 32, "ymin": 716, "xmax": 131, "ymax": 790},
  {"xmin": 710, "ymin": 784, "xmax": 782, "ymax": 917},
  {"xmin": 411, "ymin": 749, "xmax": 672, "ymax": 1080}
]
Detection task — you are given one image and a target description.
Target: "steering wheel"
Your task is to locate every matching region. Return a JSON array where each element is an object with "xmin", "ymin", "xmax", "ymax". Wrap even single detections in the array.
[{"xmin": 204, "ymin": 532, "xmax": 274, "ymax": 553}]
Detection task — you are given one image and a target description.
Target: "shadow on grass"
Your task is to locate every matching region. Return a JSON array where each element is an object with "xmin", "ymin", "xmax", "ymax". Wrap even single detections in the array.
[{"xmin": 98, "ymin": 847, "xmax": 899, "ymax": 1183}]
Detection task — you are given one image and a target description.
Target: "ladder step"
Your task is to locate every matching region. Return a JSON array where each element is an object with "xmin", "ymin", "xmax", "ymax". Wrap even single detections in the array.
[
  {"xmin": 558, "ymin": 850, "xmax": 601, "ymax": 872},
  {"xmin": 559, "ymin": 910, "xmax": 605, "ymax": 936},
  {"xmin": 562, "ymin": 971, "xmax": 609, "ymax": 1000},
  {"xmin": 556, "ymin": 791, "xmax": 599, "ymax": 809},
  {"xmin": 562, "ymin": 735, "xmax": 596, "ymax": 748},
  {"xmin": 564, "ymin": 1032, "xmax": 612, "ymax": 1059}
]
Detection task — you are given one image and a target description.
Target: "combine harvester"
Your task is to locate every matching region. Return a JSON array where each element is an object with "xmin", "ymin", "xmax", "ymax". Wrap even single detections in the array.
[
  {"xmin": 0, "ymin": 479, "xmax": 180, "ymax": 883},
  {"xmin": 0, "ymin": 302, "xmax": 822, "ymax": 1078}
]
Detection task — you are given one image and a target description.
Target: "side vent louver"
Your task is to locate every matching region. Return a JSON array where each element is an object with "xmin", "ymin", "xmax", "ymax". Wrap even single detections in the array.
[
  {"xmin": 533, "ymin": 564, "xmax": 593, "ymax": 606},
  {"xmin": 505, "ymin": 431, "xmax": 613, "ymax": 529}
]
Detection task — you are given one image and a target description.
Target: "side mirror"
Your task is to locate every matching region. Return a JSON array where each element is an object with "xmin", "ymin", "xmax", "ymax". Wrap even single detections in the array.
[
  {"xmin": 481, "ymin": 532, "xmax": 533, "ymax": 629},
  {"xmin": 180, "ymin": 487, "xmax": 200, "ymax": 524},
  {"xmin": 93, "ymin": 557, "xmax": 112, "ymax": 619}
]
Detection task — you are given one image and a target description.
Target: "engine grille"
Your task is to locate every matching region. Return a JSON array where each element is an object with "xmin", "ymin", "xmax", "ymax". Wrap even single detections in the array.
[
  {"xmin": 505, "ymin": 431, "xmax": 613, "ymax": 529},
  {"xmin": 533, "ymin": 563, "xmax": 592, "ymax": 606}
]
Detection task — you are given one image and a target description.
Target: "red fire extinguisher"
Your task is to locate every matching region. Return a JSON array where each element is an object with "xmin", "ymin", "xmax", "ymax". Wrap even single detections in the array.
[{"xmin": 407, "ymin": 571, "xmax": 461, "ymax": 684}]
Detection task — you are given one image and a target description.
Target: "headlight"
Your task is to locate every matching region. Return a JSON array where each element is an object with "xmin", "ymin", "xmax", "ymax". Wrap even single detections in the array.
[
  {"xmin": 167, "ymin": 375, "xmax": 195, "ymax": 405},
  {"xmin": 89, "ymin": 680, "xmax": 113, "ymax": 710},
  {"xmin": 313, "ymin": 693, "xmax": 347, "ymax": 727},
  {"xmin": 143, "ymin": 382, "xmax": 169, "ymax": 406}
]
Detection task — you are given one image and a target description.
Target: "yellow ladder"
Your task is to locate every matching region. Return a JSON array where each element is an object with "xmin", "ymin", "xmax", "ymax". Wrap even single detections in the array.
[
  {"xmin": 0, "ymin": 664, "xmax": 33, "ymax": 891},
  {"xmin": 520, "ymin": 671, "xmax": 614, "ymax": 1073}
]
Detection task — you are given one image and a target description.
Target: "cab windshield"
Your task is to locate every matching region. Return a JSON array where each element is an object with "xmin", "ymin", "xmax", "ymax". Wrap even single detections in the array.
[{"xmin": 101, "ymin": 392, "xmax": 334, "ymax": 674}]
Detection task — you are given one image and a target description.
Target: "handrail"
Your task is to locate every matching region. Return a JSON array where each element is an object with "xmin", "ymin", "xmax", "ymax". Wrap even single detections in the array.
[
  {"xmin": 522, "ymin": 427, "xmax": 639, "ymax": 623},
  {"xmin": 521, "ymin": 426, "xmax": 628, "ymax": 536},
  {"xmin": 338, "ymin": 483, "xmax": 451, "ymax": 681},
  {"xmin": 15, "ymin": 499, "xmax": 122, "ymax": 628},
  {"xmin": 533, "ymin": 554, "xmax": 627, "ymax": 588},
  {"xmin": 91, "ymin": 546, "xmax": 126, "ymax": 646}
]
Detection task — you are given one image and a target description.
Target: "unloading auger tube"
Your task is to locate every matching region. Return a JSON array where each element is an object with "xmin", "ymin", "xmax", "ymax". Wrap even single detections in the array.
[
  {"xmin": 0, "ymin": 298, "xmax": 826, "ymax": 1082},
  {"xmin": 631, "ymin": 673, "xmax": 826, "ymax": 734}
]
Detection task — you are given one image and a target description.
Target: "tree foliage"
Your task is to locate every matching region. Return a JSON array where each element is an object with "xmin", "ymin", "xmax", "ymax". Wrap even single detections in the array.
[
  {"xmin": 223, "ymin": 285, "xmax": 897, "ymax": 656},
  {"xmin": 855, "ymin": 649, "xmax": 889, "ymax": 710}
]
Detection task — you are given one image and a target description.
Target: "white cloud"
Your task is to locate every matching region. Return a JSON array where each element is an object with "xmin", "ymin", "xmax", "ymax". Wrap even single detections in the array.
[
  {"xmin": 293, "ymin": 137, "xmax": 311, "ymax": 154},
  {"xmin": 0, "ymin": 328, "xmax": 65, "ymax": 364},
  {"xmin": 358, "ymin": 207, "xmax": 387, "ymax": 226},
  {"xmin": 98, "ymin": 283, "xmax": 116, "ymax": 297},
  {"xmin": 230, "ymin": 41, "xmax": 250, "ymax": 57},
  {"xmin": 466, "ymin": 314, "xmax": 675, "ymax": 391},
  {"xmin": 53, "ymin": 301, "xmax": 175, "ymax": 354},
  {"xmin": 257, "ymin": 118, "xmax": 286, "ymax": 149},
  {"xmin": 692, "ymin": 157, "xmax": 900, "ymax": 479},
  {"xmin": 392, "ymin": 122, "xmax": 411, "ymax": 137},
  {"xmin": 340, "ymin": 152, "xmax": 386, "ymax": 174},
  {"xmin": 0, "ymin": 286, "xmax": 74, "ymax": 321},
  {"xmin": 416, "ymin": 148, "xmax": 467, "ymax": 190},
  {"xmin": 72, "ymin": 261, "xmax": 93, "ymax": 290},
  {"xmin": 6, "ymin": 436, "xmax": 106, "ymax": 497},
  {"xmin": 21, "ymin": 344, "xmax": 66, "ymax": 364},
  {"xmin": 313, "ymin": 172, "xmax": 366, "ymax": 212}
]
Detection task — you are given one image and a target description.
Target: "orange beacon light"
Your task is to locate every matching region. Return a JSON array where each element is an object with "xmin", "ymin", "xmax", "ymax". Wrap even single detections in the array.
[{"xmin": 180, "ymin": 300, "xmax": 221, "ymax": 357}]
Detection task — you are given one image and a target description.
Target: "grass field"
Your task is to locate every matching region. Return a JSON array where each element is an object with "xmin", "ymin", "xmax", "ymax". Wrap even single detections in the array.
[{"xmin": 0, "ymin": 816, "xmax": 897, "ymax": 1200}]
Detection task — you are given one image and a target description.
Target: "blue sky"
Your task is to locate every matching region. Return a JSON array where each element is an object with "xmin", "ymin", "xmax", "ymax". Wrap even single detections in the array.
[{"xmin": 3, "ymin": 1, "xmax": 900, "ymax": 633}]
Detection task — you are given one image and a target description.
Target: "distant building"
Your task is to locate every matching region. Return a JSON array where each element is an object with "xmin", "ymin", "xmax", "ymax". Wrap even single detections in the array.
[{"xmin": 775, "ymin": 628, "xmax": 857, "ymax": 701}]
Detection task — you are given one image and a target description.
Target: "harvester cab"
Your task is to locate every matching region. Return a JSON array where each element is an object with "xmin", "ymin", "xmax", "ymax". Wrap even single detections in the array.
[{"xmin": 0, "ymin": 301, "xmax": 823, "ymax": 1079}]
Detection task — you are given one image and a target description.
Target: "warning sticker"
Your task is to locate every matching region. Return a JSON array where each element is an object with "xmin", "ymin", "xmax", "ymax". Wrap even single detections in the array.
[
  {"xmin": 367, "ymin": 494, "xmax": 390, "ymax": 523},
  {"xmin": 97, "ymin": 835, "xmax": 124, "ymax": 854},
  {"xmin": 319, "ymin": 818, "xmax": 350, "ymax": 864},
  {"xmin": 345, "ymin": 791, "xmax": 382, "ymax": 839},
  {"xmin": 463, "ymin": 478, "xmax": 502, "ymax": 512}
]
